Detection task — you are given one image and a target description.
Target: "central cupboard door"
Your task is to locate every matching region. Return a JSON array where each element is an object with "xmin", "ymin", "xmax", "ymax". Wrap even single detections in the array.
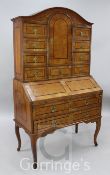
[{"xmin": 48, "ymin": 14, "xmax": 72, "ymax": 66}]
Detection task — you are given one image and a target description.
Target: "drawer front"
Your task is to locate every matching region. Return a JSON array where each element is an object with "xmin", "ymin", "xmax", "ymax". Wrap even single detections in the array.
[
  {"xmin": 72, "ymin": 65, "xmax": 89, "ymax": 76},
  {"xmin": 48, "ymin": 59, "xmax": 70, "ymax": 66},
  {"xmin": 74, "ymin": 28, "xmax": 91, "ymax": 41},
  {"xmin": 34, "ymin": 114, "xmax": 73, "ymax": 133},
  {"xmin": 48, "ymin": 67, "xmax": 71, "ymax": 79},
  {"xmin": 24, "ymin": 54, "xmax": 46, "ymax": 66},
  {"xmin": 73, "ymin": 41, "xmax": 90, "ymax": 52},
  {"xmin": 33, "ymin": 102, "xmax": 69, "ymax": 119},
  {"xmin": 71, "ymin": 108, "xmax": 101, "ymax": 122},
  {"xmin": 72, "ymin": 53, "xmax": 90, "ymax": 64},
  {"xmin": 24, "ymin": 39, "xmax": 47, "ymax": 52},
  {"xmin": 23, "ymin": 23, "xmax": 47, "ymax": 38},
  {"xmin": 34, "ymin": 107, "xmax": 100, "ymax": 133},
  {"xmin": 24, "ymin": 68, "xmax": 46, "ymax": 81},
  {"xmin": 70, "ymin": 97, "xmax": 101, "ymax": 109}
]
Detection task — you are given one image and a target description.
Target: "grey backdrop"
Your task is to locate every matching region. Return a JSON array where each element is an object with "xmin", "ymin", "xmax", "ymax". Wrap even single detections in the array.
[{"xmin": 0, "ymin": 0, "xmax": 110, "ymax": 116}]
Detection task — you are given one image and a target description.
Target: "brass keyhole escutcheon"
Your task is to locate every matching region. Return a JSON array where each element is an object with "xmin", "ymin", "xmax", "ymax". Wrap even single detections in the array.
[
  {"xmin": 80, "ymin": 31, "xmax": 83, "ymax": 36},
  {"xmin": 51, "ymin": 105, "xmax": 56, "ymax": 113},
  {"xmin": 85, "ymin": 100, "xmax": 88, "ymax": 105},
  {"xmin": 34, "ymin": 57, "xmax": 38, "ymax": 63},
  {"xmin": 52, "ymin": 120, "xmax": 56, "ymax": 128}
]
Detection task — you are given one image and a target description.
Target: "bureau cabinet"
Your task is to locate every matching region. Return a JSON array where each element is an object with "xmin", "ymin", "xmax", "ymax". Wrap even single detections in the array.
[{"xmin": 12, "ymin": 7, "xmax": 103, "ymax": 169}]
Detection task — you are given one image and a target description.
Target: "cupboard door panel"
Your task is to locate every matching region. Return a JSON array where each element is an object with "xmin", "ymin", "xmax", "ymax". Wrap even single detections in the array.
[{"xmin": 49, "ymin": 14, "xmax": 72, "ymax": 65}]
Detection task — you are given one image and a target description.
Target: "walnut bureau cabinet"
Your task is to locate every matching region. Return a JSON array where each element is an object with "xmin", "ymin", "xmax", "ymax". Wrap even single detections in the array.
[{"xmin": 12, "ymin": 7, "xmax": 103, "ymax": 169}]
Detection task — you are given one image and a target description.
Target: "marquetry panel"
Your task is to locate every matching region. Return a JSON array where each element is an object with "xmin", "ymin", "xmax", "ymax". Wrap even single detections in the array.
[
  {"xmin": 73, "ymin": 41, "xmax": 90, "ymax": 52},
  {"xmin": 24, "ymin": 68, "xmax": 46, "ymax": 81},
  {"xmin": 24, "ymin": 54, "xmax": 46, "ymax": 66},
  {"xmin": 48, "ymin": 67, "xmax": 71, "ymax": 79},
  {"xmin": 23, "ymin": 23, "xmax": 47, "ymax": 38},
  {"xmin": 23, "ymin": 38, "xmax": 47, "ymax": 52},
  {"xmin": 72, "ymin": 65, "xmax": 90, "ymax": 76},
  {"xmin": 72, "ymin": 53, "xmax": 90, "ymax": 65},
  {"xmin": 73, "ymin": 27, "xmax": 91, "ymax": 41},
  {"xmin": 49, "ymin": 13, "xmax": 72, "ymax": 65}
]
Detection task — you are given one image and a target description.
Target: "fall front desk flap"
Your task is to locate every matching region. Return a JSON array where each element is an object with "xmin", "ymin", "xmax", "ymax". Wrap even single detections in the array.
[{"xmin": 23, "ymin": 76, "xmax": 102, "ymax": 102}]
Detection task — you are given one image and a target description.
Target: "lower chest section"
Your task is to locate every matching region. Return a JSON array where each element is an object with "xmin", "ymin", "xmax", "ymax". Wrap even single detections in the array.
[{"xmin": 32, "ymin": 92, "xmax": 102, "ymax": 135}]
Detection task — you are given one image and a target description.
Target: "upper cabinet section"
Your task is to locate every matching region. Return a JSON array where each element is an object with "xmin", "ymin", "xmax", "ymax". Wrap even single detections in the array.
[{"xmin": 12, "ymin": 7, "xmax": 93, "ymax": 82}]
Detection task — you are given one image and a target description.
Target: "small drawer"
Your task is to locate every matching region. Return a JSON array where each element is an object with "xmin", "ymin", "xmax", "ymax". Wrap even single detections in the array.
[
  {"xmin": 24, "ymin": 54, "xmax": 46, "ymax": 66},
  {"xmin": 48, "ymin": 67, "xmax": 71, "ymax": 79},
  {"xmin": 23, "ymin": 23, "xmax": 47, "ymax": 38},
  {"xmin": 73, "ymin": 41, "xmax": 90, "ymax": 52},
  {"xmin": 73, "ymin": 28, "xmax": 91, "ymax": 41},
  {"xmin": 71, "ymin": 108, "xmax": 100, "ymax": 122},
  {"xmin": 24, "ymin": 68, "xmax": 46, "ymax": 81},
  {"xmin": 34, "ymin": 119, "xmax": 53, "ymax": 133},
  {"xmin": 34, "ymin": 115, "xmax": 72, "ymax": 133},
  {"xmin": 23, "ymin": 38, "xmax": 47, "ymax": 52},
  {"xmin": 72, "ymin": 53, "xmax": 90, "ymax": 64},
  {"xmin": 72, "ymin": 65, "xmax": 89, "ymax": 76},
  {"xmin": 70, "ymin": 97, "xmax": 101, "ymax": 110},
  {"xmin": 33, "ymin": 102, "xmax": 69, "ymax": 119}
]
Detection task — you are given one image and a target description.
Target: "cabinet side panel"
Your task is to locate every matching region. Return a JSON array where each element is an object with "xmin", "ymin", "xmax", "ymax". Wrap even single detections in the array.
[
  {"xmin": 13, "ymin": 79, "xmax": 33, "ymax": 133},
  {"xmin": 13, "ymin": 21, "xmax": 23, "ymax": 80}
]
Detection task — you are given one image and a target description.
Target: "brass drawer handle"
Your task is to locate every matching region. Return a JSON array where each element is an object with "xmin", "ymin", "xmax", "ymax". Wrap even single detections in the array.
[
  {"xmin": 51, "ymin": 120, "xmax": 56, "ymax": 128},
  {"xmin": 34, "ymin": 57, "xmax": 38, "ymax": 63},
  {"xmin": 85, "ymin": 100, "xmax": 89, "ymax": 105},
  {"xmin": 34, "ymin": 29, "xmax": 37, "ymax": 35},
  {"xmin": 51, "ymin": 105, "xmax": 56, "ymax": 113},
  {"xmin": 80, "ymin": 31, "xmax": 83, "ymax": 36}
]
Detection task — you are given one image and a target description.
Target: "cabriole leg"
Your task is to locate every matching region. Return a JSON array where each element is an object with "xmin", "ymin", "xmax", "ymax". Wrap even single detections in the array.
[
  {"xmin": 30, "ymin": 135, "xmax": 37, "ymax": 169},
  {"xmin": 75, "ymin": 124, "xmax": 78, "ymax": 133},
  {"xmin": 94, "ymin": 118, "xmax": 101, "ymax": 146},
  {"xmin": 15, "ymin": 124, "xmax": 21, "ymax": 151}
]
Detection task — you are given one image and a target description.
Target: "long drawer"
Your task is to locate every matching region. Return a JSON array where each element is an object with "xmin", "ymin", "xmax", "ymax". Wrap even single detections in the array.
[
  {"xmin": 34, "ymin": 107, "xmax": 101, "ymax": 133},
  {"xmin": 33, "ymin": 93, "xmax": 102, "ymax": 120}
]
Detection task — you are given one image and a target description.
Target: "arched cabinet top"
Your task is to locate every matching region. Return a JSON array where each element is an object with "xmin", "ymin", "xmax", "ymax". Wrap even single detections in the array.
[{"xmin": 11, "ymin": 7, "xmax": 93, "ymax": 26}]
